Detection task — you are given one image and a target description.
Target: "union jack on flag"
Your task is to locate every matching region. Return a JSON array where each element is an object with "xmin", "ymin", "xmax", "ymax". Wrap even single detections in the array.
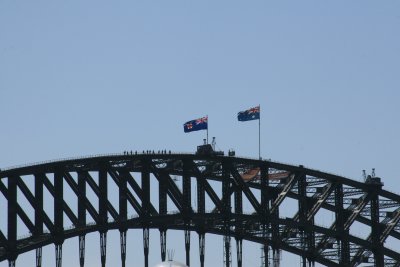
[
  {"xmin": 238, "ymin": 105, "xmax": 260, "ymax": 121},
  {"xmin": 248, "ymin": 106, "xmax": 260, "ymax": 114},
  {"xmin": 196, "ymin": 116, "xmax": 208, "ymax": 125},
  {"xmin": 184, "ymin": 116, "xmax": 208, "ymax": 133}
]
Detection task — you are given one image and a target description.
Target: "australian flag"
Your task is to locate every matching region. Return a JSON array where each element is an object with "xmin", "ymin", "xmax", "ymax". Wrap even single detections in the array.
[
  {"xmin": 183, "ymin": 116, "xmax": 208, "ymax": 133},
  {"xmin": 238, "ymin": 106, "xmax": 260, "ymax": 121}
]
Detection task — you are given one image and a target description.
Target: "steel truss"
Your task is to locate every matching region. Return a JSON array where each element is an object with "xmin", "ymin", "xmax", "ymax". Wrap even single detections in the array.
[{"xmin": 1, "ymin": 153, "xmax": 400, "ymax": 266}]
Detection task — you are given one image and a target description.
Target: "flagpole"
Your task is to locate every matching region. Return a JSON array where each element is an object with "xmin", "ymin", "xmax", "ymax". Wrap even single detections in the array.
[
  {"xmin": 258, "ymin": 105, "xmax": 261, "ymax": 160},
  {"xmin": 207, "ymin": 115, "xmax": 209, "ymax": 144}
]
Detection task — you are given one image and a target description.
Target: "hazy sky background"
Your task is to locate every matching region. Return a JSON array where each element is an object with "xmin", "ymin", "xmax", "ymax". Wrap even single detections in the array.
[{"xmin": 1, "ymin": 1, "xmax": 399, "ymax": 266}]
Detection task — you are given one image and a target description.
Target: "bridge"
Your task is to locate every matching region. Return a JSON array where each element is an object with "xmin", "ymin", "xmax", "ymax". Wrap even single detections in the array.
[{"xmin": 1, "ymin": 151, "xmax": 400, "ymax": 267}]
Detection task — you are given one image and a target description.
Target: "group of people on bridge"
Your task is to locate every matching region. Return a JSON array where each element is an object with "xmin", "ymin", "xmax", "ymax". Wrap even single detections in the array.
[{"xmin": 123, "ymin": 150, "xmax": 172, "ymax": 155}]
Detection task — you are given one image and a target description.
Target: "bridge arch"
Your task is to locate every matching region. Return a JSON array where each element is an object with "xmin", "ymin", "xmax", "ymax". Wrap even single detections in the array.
[{"xmin": 1, "ymin": 153, "xmax": 400, "ymax": 267}]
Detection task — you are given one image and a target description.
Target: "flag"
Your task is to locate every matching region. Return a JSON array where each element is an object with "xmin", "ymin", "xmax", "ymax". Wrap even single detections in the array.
[
  {"xmin": 183, "ymin": 116, "xmax": 208, "ymax": 133},
  {"xmin": 237, "ymin": 106, "xmax": 260, "ymax": 121}
]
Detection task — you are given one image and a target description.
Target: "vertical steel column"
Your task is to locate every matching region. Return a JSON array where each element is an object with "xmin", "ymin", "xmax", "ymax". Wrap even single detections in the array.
[
  {"xmin": 183, "ymin": 159, "xmax": 191, "ymax": 267},
  {"xmin": 199, "ymin": 233, "xmax": 205, "ymax": 267},
  {"xmin": 273, "ymin": 249, "xmax": 280, "ymax": 267},
  {"xmin": 100, "ymin": 232, "xmax": 107, "ymax": 267},
  {"xmin": 119, "ymin": 169, "xmax": 128, "ymax": 222},
  {"xmin": 99, "ymin": 165, "xmax": 108, "ymax": 267},
  {"xmin": 142, "ymin": 161, "xmax": 151, "ymax": 214},
  {"xmin": 236, "ymin": 238, "xmax": 242, "ymax": 267},
  {"xmin": 263, "ymin": 244, "xmax": 269, "ymax": 267},
  {"xmin": 55, "ymin": 244, "xmax": 62, "ymax": 267},
  {"xmin": 234, "ymin": 176, "xmax": 243, "ymax": 267},
  {"xmin": 119, "ymin": 169, "xmax": 128, "ymax": 267},
  {"xmin": 197, "ymin": 172, "xmax": 205, "ymax": 215},
  {"xmin": 120, "ymin": 231, "xmax": 127, "ymax": 267},
  {"xmin": 298, "ymin": 169, "xmax": 308, "ymax": 267},
  {"xmin": 54, "ymin": 171, "xmax": 64, "ymax": 233},
  {"xmin": 159, "ymin": 173, "xmax": 167, "ymax": 216},
  {"xmin": 78, "ymin": 172, "xmax": 86, "ymax": 267},
  {"xmin": 54, "ymin": 170, "xmax": 64, "ymax": 267},
  {"xmin": 271, "ymin": 191, "xmax": 280, "ymax": 267},
  {"xmin": 119, "ymin": 170, "xmax": 128, "ymax": 267},
  {"xmin": 159, "ymin": 170, "xmax": 167, "ymax": 262},
  {"xmin": 160, "ymin": 230, "xmax": 167, "ymax": 262},
  {"xmin": 36, "ymin": 247, "xmax": 42, "ymax": 267},
  {"xmin": 99, "ymin": 166, "xmax": 108, "ymax": 225},
  {"xmin": 142, "ymin": 161, "xmax": 151, "ymax": 267},
  {"xmin": 183, "ymin": 160, "xmax": 192, "ymax": 212},
  {"xmin": 184, "ymin": 230, "xmax": 191, "ymax": 266},
  {"xmin": 196, "ymin": 161, "xmax": 205, "ymax": 267},
  {"xmin": 143, "ymin": 228, "xmax": 150, "ymax": 267},
  {"xmin": 335, "ymin": 183, "xmax": 349, "ymax": 266},
  {"xmin": 222, "ymin": 162, "xmax": 231, "ymax": 267},
  {"xmin": 77, "ymin": 172, "xmax": 87, "ymax": 224},
  {"xmin": 79, "ymin": 235, "xmax": 85, "ymax": 267},
  {"xmin": 8, "ymin": 176, "xmax": 17, "ymax": 265},
  {"xmin": 223, "ymin": 235, "xmax": 231, "ymax": 267},
  {"xmin": 368, "ymin": 180, "xmax": 383, "ymax": 267},
  {"xmin": 35, "ymin": 174, "xmax": 44, "ymax": 267},
  {"xmin": 371, "ymin": 196, "xmax": 383, "ymax": 266},
  {"xmin": 261, "ymin": 164, "xmax": 270, "ymax": 267},
  {"xmin": 222, "ymin": 162, "xmax": 231, "ymax": 211}
]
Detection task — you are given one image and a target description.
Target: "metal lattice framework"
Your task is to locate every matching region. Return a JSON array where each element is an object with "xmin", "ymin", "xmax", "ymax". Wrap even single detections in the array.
[{"xmin": 1, "ymin": 153, "xmax": 400, "ymax": 267}]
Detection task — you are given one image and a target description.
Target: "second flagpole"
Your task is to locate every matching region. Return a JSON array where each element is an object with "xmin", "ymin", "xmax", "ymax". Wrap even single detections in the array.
[
  {"xmin": 207, "ymin": 115, "xmax": 209, "ymax": 144},
  {"xmin": 258, "ymin": 105, "xmax": 261, "ymax": 159}
]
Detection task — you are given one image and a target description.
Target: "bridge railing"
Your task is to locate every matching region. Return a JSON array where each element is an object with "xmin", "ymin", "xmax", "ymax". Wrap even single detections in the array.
[
  {"xmin": 0, "ymin": 153, "xmax": 122, "ymax": 171},
  {"xmin": 0, "ymin": 151, "xmax": 360, "ymax": 184}
]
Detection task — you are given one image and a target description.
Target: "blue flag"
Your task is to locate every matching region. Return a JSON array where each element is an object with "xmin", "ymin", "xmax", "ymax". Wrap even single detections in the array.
[
  {"xmin": 183, "ymin": 116, "xmax": 208, "ymax": 133},
  {"xmin": 238, "ymin": 106, "xmax": 260, "ymax": 121}
]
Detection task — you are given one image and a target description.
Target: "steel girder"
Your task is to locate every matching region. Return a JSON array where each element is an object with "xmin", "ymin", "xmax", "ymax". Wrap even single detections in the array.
[{"xmin": 0, "ymin": 154, "xmax": 400, "ymax": 266}]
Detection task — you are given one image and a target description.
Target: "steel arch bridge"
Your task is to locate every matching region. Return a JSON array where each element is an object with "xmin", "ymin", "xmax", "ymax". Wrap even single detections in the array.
[{"xmin": 1, "ymin": 152, "xmax": 400, "ymax": 267}]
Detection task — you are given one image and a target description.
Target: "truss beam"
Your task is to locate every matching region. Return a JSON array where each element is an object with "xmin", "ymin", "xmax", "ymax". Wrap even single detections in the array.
[{"xmin": 1, "ymin": 154, "xmax": 400, "ymax": 267}]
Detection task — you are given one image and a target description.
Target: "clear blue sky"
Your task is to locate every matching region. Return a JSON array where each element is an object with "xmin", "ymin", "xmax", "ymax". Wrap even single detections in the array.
[{"xmin": 1, "ymin": 1, "xmax": 399, "ymax": 266}]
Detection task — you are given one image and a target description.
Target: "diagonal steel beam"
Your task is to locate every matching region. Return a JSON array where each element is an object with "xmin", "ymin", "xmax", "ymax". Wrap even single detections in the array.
[
  {"xmin": 307, "ymin": 183, "xmax": 334, "ymax": 221},
  {"xmin": 120, "ymin": 170, "xmax": 158, "ymax": 216},
  {"xmin": 283, "ymin": 184, "xmax": 332, "ymax": 248},
  {"xmin": 151, "ymin": 166, "xmax": 185, "ymax": 213},
  {"xmin": 63, "ymin": 172, "xmax": 99, "ymax": 224},
  {"xmin": 203, "ymin": 177, "xmax": 225, "ymax": 212},
  {"xmin": 41, "ymin": 174, "xmax": 79, "ymax": 226},
  {"xmin": 15, "ymin": 177, "xmax": 54, "ymax": 233},
  {"xmin": 85, "ymin": 172, "xmax": 119, "ymax": 221},
  {"xmin": 317, "ymin": 193, "xmax": 371, "ymax": 253},
  {"xmin": 17, "ymin": 202, "xmax": 36, "ymax": 235},
  {"xmin": 229, "ymin": 165, "xmax": 262, "ymax": 216},
  {"xmin": 108, "ymin": 169, "xmax": 144, "ymax": 216},
  {"xmin": 189, "ymin": 161, "xmax": 225, "ymax": 213},
  {"xmin": 0, "ymin": 178, "xmax": 37, "ymax": 234},
  {"xmin": 211, "ymin": 184, "xmax": 236, "ymax": 214},
  {"xmin": 351, "ymin": 208, "xmax": 400, "ymax": 265},
  {"xmin": 381, "ymin": 208, "xmax": 400, "ymax": 243},
  {"xmin": 344, "ymin": 194, "xmax": 371, "ymax": 230},
  {"xmin": 270, "ymin": 173, "xmax": 298, "ymax": 214}
]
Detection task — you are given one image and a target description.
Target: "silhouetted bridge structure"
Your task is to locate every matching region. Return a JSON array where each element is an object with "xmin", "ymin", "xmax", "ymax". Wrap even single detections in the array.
[{"xmin": 1, "ymin": 152, "xmax": 400, "ymax": 267}]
